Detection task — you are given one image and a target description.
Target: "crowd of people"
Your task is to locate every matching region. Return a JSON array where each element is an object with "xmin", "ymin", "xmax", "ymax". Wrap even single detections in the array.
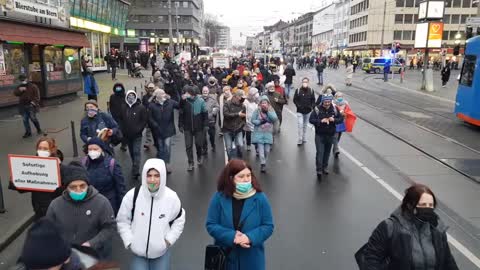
[{"xmin": 8, "ymin": 51, "xmax": 460, "ymax": 270}]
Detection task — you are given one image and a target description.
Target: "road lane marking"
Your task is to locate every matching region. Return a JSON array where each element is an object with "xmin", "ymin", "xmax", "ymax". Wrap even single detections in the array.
[{"xmin": 284, "ymin": 106, "xmax": 480, "ymax": 268}]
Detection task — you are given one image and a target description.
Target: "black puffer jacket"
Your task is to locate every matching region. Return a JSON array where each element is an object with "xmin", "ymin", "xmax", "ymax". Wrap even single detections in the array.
[
  {"xmin": 361, "ymin": 208, "xmax": 458, "ymax": 270},
  {"xmin": 119, "ymin": 91, "xmax": 148, "ymax": 139},
  {"xmin": 293, "ymin": 87, "xmax": 315, "ymax": 114},
  {"xmin": 222, "ymin": 100, "xmax": 245, "ymax": 133},
  {"xmin": 109, "ymin": 83, "xmax": 126, "ymax": 124},
  {"xmin": 309, "ymin": 104, "xmax": 343, "ymax": 136}
]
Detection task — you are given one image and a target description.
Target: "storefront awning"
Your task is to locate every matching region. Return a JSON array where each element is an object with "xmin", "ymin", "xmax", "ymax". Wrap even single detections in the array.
[{"xmin": 0, "ymin": 21, "xmax": 90, "ymax": 48}]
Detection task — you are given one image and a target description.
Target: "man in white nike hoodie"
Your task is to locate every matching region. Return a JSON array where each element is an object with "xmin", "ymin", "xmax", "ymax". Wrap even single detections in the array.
[{"xmin": 117, "ymin": 158, "xmax": 185, "ymax": 269}]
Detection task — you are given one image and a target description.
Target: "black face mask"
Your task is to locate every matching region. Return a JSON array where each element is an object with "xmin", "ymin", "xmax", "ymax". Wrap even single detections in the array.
[
  {"xmin": 239, "ymin": 98, "xmax": 245, "ymax": 103},
  {"xmin": 415, "ymin": 207, "xmax": 438, "ymax": 226}
]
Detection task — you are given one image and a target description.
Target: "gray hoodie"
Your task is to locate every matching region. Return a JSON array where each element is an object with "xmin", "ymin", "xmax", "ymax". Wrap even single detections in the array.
[{"xmin": 46, "ymin": 186, "xmax": 116, "ymax": 258}]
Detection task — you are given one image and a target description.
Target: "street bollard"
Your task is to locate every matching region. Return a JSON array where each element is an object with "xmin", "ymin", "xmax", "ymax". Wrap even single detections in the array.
[
  {"xmin": 71, "ymin": 121, "xmax": 78, "ymax": 158},
  {"xmin": 0, "ymin": 178, "xmax": 6, "ymax": 214}
]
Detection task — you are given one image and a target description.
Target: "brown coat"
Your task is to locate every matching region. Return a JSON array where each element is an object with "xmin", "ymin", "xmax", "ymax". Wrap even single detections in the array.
[{"xmin": 14, "ymin": 82, "xmax": 40, "ymax": 107}]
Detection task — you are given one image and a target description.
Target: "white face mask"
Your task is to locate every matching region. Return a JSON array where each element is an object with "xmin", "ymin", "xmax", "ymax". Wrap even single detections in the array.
[
  {"xmin": 88, "ymin": 150, "xmax": 102, "ymax": 160},
  {"xmin": 37, "ymin": 150, "xmax": 50, "ymax": 157},
  {"xmin": 302, "ymin": 83, "xmax": 308, "ymax": 88}
]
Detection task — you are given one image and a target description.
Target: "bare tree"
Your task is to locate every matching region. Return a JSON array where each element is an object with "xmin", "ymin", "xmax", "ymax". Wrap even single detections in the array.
[{"xmin": 203, "ymin": 14, "xmax": 222, "ymax": 47}]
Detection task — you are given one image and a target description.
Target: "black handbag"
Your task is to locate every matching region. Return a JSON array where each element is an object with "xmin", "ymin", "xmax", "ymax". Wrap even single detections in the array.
[
  {"xmin": 355, "ymin": 218, "xmax": 394, "ymax": 270},
  {"xmin": 204, "ymin": 245, "xmax": 230, "ymax": 270}
]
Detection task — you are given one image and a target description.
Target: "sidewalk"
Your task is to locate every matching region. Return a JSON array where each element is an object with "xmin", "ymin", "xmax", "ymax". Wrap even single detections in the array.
[
  {"xmin": 0, "ymin": 69, "xmax": 151, "ymax": 251},
  {"xmin": 387, "ymin": 68, "xmax": 460, "ymax": 102}
]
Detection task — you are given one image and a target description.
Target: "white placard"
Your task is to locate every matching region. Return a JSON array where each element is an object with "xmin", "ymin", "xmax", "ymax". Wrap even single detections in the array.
[
  {"xmin": 9, "ymin": 155, "xmax": 61, "ymax": 192},
  {"xmin": 213, "ymin": 57, "xmax": 230, "ymax": 68},
  {"xmin": 14, "ymin": 0, "xmax": 59, "ymax": 20},
  {"xmin": 0, "ymin": 44, "xmax": 5, "ymax": 76},
  {"xmin": 65, "ymin": 60, "xmax": 72, "ymax": 74},
  {"xmin": 418, "ymin": 2, "xmax": 427, "ymax": 20},
  {"xmin": 427, "ymin": 1, "xmax": 445, "ymax": 19},
  {"xmin": 414, "ymin": 23, "xmax": 429, "ymax": 48}
]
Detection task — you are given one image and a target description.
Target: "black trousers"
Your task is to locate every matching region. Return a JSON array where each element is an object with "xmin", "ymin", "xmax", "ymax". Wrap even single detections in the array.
[{"xmin": 184, "ymin": 130, "xmax": 204, "ymax": 164}]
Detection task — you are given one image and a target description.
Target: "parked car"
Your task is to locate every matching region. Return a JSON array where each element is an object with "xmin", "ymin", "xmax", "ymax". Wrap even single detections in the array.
[{"xmin": 362, "ymin": 57, "xmax": 402, "ymax": 73}]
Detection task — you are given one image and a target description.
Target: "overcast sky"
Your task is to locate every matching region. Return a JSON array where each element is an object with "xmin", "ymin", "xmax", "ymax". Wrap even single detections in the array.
[{"xmin": 204, "ymin": 0, "xmax": 329, "ymax": 46}]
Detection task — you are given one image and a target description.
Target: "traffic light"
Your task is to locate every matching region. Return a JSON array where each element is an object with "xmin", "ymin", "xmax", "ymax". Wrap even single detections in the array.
[
  {"xmin": 453, "ymin": 45, "xmax": 460, "ymax": 56},
  {"xmin": 466, "ymin": 27, "xmax": 473, "ymax": 39}
]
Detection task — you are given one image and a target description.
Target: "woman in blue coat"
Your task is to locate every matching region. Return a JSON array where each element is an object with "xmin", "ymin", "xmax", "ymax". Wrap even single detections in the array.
[
  {"xmin": 83, "ymin": 137, "xmax": 126, "ymax": 215},
  {"xmin": 206, "ymin": 159, "xmax": 274, "ymax": 270},
  {"xmin": 251, "ymin": 96, "xmax": 278, "ymax": 173}
]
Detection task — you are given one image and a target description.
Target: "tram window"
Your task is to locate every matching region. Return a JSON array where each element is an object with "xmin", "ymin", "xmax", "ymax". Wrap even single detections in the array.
[{"xmin": 460, "ymin": 55, "xmax": 476, "ymax": 87}]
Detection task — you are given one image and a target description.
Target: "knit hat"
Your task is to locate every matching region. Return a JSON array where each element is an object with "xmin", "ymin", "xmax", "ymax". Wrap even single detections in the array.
[
  {"xmin": 84, "ymin": 99, "xmax": 98, "ymax": 109},
  {"xmin": 321, "ymin": 94, "xmax": 334, "ymax": 104},
  {"xmin": 86, "ymin": 137, "xmax": 108, "ymax": 152},
  {"xmin": 248, "ymin": 87, "xmax": 258, "ymax": 97},
  {"xmin": 61, "ymin": 161, "xmax": 89, "ymax": 187},
  {"xmin": 21, "ymin": 217, "xmax": 71, "ymax": 269}
]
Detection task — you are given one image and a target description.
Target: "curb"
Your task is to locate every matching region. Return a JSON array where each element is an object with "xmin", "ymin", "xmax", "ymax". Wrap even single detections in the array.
[{"xmin": 0, "ymin": 213, "xmax": 35, "ymax": 252}]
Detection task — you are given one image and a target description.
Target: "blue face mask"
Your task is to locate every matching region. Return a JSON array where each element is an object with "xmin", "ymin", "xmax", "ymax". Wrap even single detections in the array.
[
  {"xmin": 69, "ymin": 190, "xmax": 87, "ymax": 201},
  {"xmin": 115, "ymin": 87, "xmax": 123, "ymax": 92},
  {"xmin": 337, "ymin": 98, "xmax": 344, "ymax": 103},
  {"xmin": 236, "ymin": 182, "xmax": 252, "ymax": 194}
]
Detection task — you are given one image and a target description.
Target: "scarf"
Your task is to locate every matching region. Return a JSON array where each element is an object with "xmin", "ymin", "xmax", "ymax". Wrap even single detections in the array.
[{"xmin": 233, "ymin": 188, "xmax": 257, "ymax": 200}]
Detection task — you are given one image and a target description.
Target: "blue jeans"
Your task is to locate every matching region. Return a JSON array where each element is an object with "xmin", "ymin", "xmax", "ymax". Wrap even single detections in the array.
[
  {"xmin": 257, "ymin": 143, "xmax": 271, "ymax": 165},
  {"xmin": 223, "ymin": 131, "xmax": 244, "ymax": 160},
  {"xmin": 130, "ymin": 250, "xmax": 171, "ymax": 270},
  {"xmin": 297, "ymin": 112, "xmax": 311, "ymax": 142},
  {"xmin": 285, "ymin": 84, "xmax": 293, "ymax": 98},
  {"xmin": 127, "ymin": 136, "xmax": 142, "ymax": 175},
  {"xmin": 317, "ymin": 72, "xmax": 324, "ymax": 85},
  {"xmin": 314, "ymin": 134, "xmax": 334, "ymax": 173},
  {"xmin": 22, "ymin": 107, "xmax": 41, "ymax": 134},
  {"xmin": 156, "ymin": 137, "xmax": 172, "ymax": 163}
]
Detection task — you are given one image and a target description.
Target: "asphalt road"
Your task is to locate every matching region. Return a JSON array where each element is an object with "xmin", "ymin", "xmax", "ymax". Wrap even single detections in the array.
[{"xmin": 1, "ymin": 68, "xmax": 479, "ymax": 270}]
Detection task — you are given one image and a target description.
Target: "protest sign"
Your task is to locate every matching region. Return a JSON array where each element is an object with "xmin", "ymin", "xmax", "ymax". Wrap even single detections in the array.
[{"xmin": 8, "ymin": 155, "xmax": 61, "ymax": 192}]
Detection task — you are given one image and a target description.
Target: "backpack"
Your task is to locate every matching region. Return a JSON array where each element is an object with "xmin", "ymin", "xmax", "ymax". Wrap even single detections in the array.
[
  {"xmin": 130, "ymin": 185, "xmax": 183, "ymax": 226},
  {"xmin": 81, "ymin": 156, "xmax": 115, "ymax": 176},
  {"xmin": 355, "ymin": 217, "xmax": 396, "ymax": 270}
]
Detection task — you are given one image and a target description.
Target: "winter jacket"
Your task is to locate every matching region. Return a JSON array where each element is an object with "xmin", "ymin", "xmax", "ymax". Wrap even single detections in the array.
[
  {"xmin": 148, "ymin": 99, "xmax": 179, "ymax": 139},
  {"xmin": 46, "ymin": 186, "xmax": 116, "ymax": 259},
  {"xmin": 219, "ymin": 94, "xmax": 232, "ymax": 129},
  {"xmin": 119, "ymin": 90, "xmax": 148, "ymax": 139},
  {"xmin": 284, "ymin": 67, "xmax": 296, "ymax": 85},
  {"xmin": 309, "ymin": 104, "xmax": 343, "ymax": 136},
  {"xmin": 251, "ymin": 105, "xmax": 278, "ymax": 145},
  {"xmin": 83, "ymin": 154, "xmax": 126, "ymax": 214},
  {"xmin": 142, "ymin": 93, "xmax": 153, "ymax": 108},
  {"xmin": 117, "ymin": 159, "xmax": 185, "ymax": 259},
  {"xmin": 80, "ymin": 112, "xmax": 120, "ymax": 144},
  {"xmin": 207, "ymin": 84, "xmax": 222, "ymax": 96},
  {"xmin": 178, "ymin": 96, "xmax": 208, "ymax": 132},
  {"xmin": 293, "ymin": 87, "xmax": 316, "ymax": 114},
  {"xmin": 206, "ymin": 192, "xmax": 274, "ymax": 270},
  {"xmin": 109, "ymin": 83, "xmax": 126, "ymax": 124},
  {"xmin": 266, "ymin": 91, "xmax": 286, "ymax": 122},
  {"xmin": 441, "ymin": 66, "xmax": 451, "ymax": 81},
  {"xmin": 222, "ymin": 100, "xmax": 246, "ymax": 133},
  {"xmin": 361, "ymin": 207, "xmax": 458, "ymax": 270},
  {"xmin": 202, "ymin": 95, "xmax": 220, "ymax": 126},
  {"xmin": 243, "ymin": 99, "xmax": 258, "ymax": 132},
  {"xmin": 14, "ymin": 82, "xmax": 40, "ymax": 111},
  {"xmin": 316, "ymin": 63, "xmax": 325, "ymax": 73}
]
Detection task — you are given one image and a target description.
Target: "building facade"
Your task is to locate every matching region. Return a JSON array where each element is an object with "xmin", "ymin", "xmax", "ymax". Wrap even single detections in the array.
[
  {"xmin": 0, "ymin": 0, "xmax": 89, "ymax": 107},
  {"xmin": 333, "ymin": 0, "xmax": 351, "ymax": 55},
  {"xmin": 292, "ymin": 12, "xmax": 315, "ymax": 55},
  {"xmin": 217, "ymin": 25, "xmax": 231, "ymax": 50},
  {"xmin": 347, "ymin": 0, "xmax": 477, "ymax": 61},
  {"xmin": 69, "ymin": 0, "xmax": 130, "ymax": 71},
  {"xmin": 312, "ymin": 4, "xmax": 335, "ymax": 55},
  {"xmin": 123, "ymin": 0, "xmax": 204, "ymax": 55}
]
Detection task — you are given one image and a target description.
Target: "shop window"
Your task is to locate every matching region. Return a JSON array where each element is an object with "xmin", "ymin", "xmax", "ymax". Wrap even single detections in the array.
[
  {"xmin": 460, "ymin": 55, "xmax": 476, "ymax": 87},
  {"xmin": 44, "ymin": 46, "xmax": 64, "ymax": 81},
  {"xmin": 0, "ymin": 44, "xmax": 27, "ymax": 86},
  {"xmin": 395, "ymin": 14, "xmax": 404, "ymax": 24},
  {"xmin": 64, "ymin": 48, "xmax": 81, "ymax": 79}
]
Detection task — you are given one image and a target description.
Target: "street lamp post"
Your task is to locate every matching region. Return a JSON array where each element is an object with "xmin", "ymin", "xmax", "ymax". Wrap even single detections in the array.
[{"xmin": 167, "ymin": 0, "xmax": 174, "ymax": 55}]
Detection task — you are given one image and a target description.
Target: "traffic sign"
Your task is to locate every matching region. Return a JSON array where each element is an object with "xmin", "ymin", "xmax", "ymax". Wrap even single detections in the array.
[{"xmin": 466, "ymin": 17, "xmax": 480, "ymax": 27}]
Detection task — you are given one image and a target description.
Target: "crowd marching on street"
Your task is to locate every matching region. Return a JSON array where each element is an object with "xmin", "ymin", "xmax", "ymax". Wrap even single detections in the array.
[{"xmin": 7, "ymin": 50, "xmax": 461, "ymax": 270}]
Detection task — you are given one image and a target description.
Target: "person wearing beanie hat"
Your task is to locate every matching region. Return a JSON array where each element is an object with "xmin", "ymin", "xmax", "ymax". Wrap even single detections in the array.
[
  {"xmin": 179, "ymin": 83, "xmax": 208, "ymax": 171},
  {"xmin": 83, "ymin": 137, "xmax": 126, "ymax": 214},
  {"xmin": 266, "ymin": 81, "xmax": 286, "ymax": 130},
  {"xmin": 252, "ymin": 95, "xmax": 278, "ymax": 172},
  {"xmin": 222, "ymin": 89, "xmax": 247, "ymax": 160},
  {"xmin": 244, "ymin": 87, "xmax": 260, "ymax": 152},
  {"xmin": 19, "ymin": 217, "xmax": 78, "ymax": 270},
  {"xmin": 80, "ymin": 100, "xmax": 120, "ymax": 156},
  {"xmin": 47, "ymin": 162, "xmax": 116, "ymax": 260},
  {"xmin": 309, "ymin": 94, "xmax": 344, "ymax": 181}
]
